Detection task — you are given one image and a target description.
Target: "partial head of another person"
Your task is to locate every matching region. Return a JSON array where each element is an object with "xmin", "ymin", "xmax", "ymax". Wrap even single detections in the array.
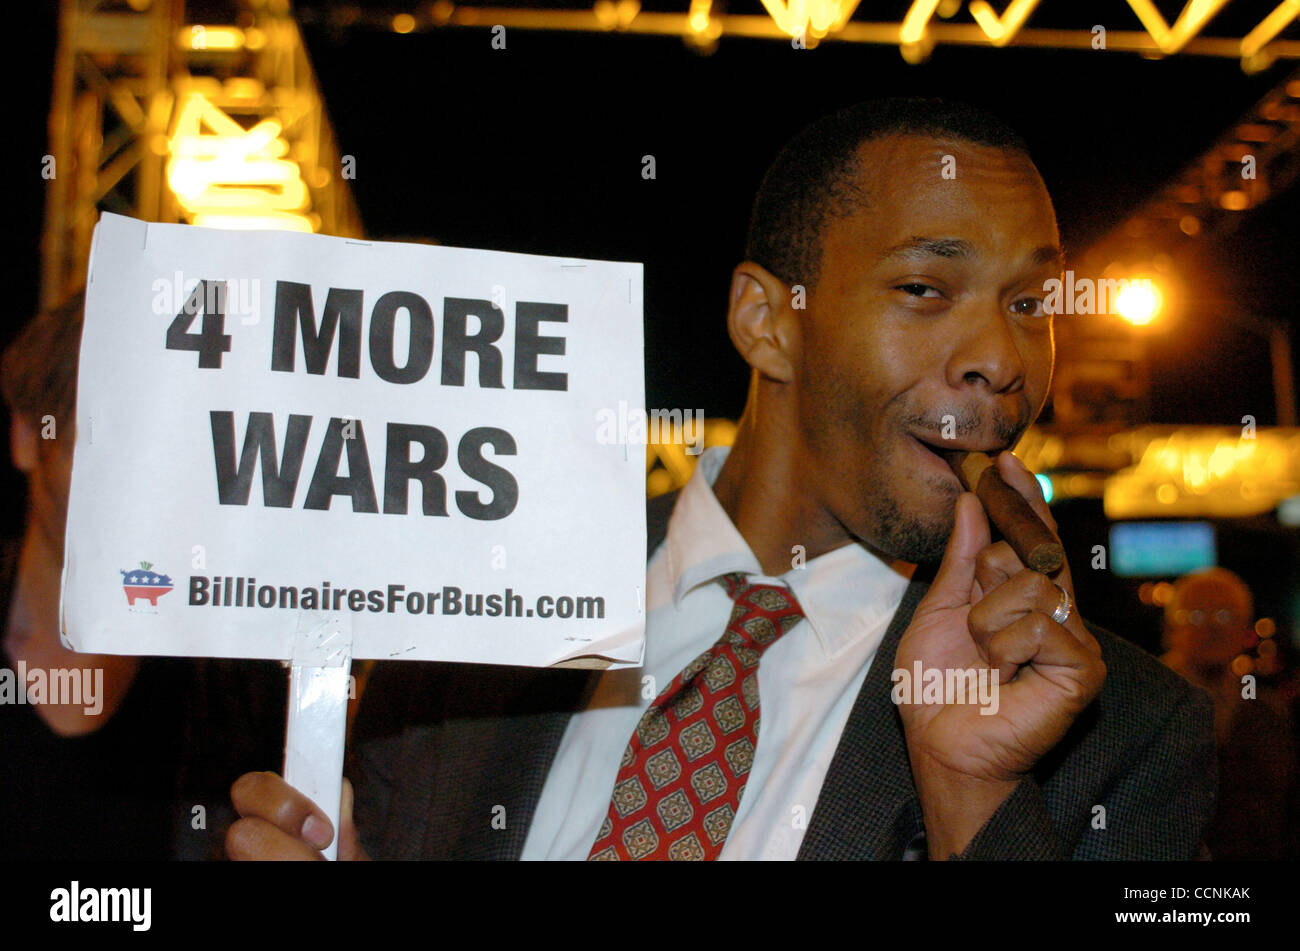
[
  {"xmin": 1164, "ymin": 567, "xmax": 1255, "ymax": 669},
  {"xmin": 1, "ymin": 292, "xmax": 84, "ymax": 555}
]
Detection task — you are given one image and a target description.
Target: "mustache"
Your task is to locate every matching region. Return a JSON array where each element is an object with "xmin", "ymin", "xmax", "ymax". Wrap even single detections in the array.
[{"xmin": 901, "ymin": 405, "xmax": 1027, "ymax": 450}]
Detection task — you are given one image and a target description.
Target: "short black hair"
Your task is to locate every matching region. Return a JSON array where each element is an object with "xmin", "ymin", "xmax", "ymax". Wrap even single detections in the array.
[{"xmin": 743, "ymin": 98, "xmax": 1031, "ymax": 289}]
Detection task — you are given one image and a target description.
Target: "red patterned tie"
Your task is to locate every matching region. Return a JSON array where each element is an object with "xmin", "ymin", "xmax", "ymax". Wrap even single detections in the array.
[{"xmin": 588, "ymin": 572, "xmax": 806, "ymax": 860}]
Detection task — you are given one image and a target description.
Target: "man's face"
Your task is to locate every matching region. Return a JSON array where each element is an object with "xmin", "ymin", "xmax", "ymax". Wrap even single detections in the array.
[{"xmin": 795, "ymin": 134, "xmax": 1061, "ymax": 563}]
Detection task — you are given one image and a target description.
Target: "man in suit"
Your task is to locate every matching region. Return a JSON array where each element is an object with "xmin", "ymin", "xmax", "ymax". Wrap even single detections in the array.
[{"xmin": 228, "ymin": 98, "xmax": 1215, "ymax": 861}]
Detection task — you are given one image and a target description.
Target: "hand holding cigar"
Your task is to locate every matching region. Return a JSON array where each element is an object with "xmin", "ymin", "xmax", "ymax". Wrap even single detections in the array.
[{"xmin": 942, "ymin": 450, "xmax": 1065, "ymax": 575}]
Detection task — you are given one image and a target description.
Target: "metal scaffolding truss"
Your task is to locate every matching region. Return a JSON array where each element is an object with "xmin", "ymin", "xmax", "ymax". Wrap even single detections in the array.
[
  {"xmin": 1087, "ymin": 65, "xmax": 1300, "ymax": 256},
  {"xmin": 1052, "ymin": 64, "xmax": 1300, "ymax": 433},
  {"xmin": 292, "ymin": 0, "xmax": 1300, "ymax": 66},
  {"xmin": 42, "ymin": 0, "xmax": 362, "ymax": 311}
]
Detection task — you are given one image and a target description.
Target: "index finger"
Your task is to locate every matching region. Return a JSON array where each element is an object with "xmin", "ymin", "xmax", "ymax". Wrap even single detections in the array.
[
  {"xmin": 996, "ymin": 451, "xmax": 1058, "ymax": 534},
  {"xmin": 230, "ymin": 770, "xmax": 335, "ymax": 851}
]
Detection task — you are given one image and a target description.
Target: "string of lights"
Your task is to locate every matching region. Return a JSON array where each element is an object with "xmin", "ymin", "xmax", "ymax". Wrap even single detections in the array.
[{"xmin": 286, "ymin": 0, "xmax": 1300, "ymax": 68}]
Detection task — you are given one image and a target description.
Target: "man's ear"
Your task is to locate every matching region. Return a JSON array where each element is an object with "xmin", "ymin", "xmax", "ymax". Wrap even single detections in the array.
[
  {"xmin": 9, "ymin": 411, "xmax": 37, "ymax": 475},
  {"xmin": 726, "ymin": 261, "xmax": 801, "ymax": 383}
]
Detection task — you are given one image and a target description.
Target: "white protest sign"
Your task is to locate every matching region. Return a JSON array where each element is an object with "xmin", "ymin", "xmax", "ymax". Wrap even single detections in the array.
[{"xmin": 61, "ymin": 213, "xmax": 646, "ymax": 669}]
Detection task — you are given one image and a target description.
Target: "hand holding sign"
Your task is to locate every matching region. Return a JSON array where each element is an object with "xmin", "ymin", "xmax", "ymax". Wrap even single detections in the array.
[{"xmin": 227, "ymin": 773, "xmax": 368, "ymax": 861}]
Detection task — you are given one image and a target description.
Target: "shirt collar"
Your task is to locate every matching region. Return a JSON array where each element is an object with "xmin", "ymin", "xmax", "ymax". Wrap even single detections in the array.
[
  {"xmin": 665, "ymin": 446, "xmax": 762, "ymax": 605},
  {"xmin": 662, "ymin": 446, "xmax": 914, "ymax": 658}
]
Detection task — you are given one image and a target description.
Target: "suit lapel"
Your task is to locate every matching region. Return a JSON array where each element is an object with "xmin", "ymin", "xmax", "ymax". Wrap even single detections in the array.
[
  {"xmin": 797, "ymin": 575, "xmax": 930, "ymax": 860},
  {"xmin": 390, "ymin": 665, "xmax": 597, "ymax": 860},
  {"xmin": 485, "ymin": 676, "xmax": 600, "ymax": 860}
]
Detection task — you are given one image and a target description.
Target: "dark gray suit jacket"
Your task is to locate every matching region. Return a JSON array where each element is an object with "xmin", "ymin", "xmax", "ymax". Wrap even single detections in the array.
[{"xmin": 349, "ymin": 491, "xmax": 1216, "ymax": 859}]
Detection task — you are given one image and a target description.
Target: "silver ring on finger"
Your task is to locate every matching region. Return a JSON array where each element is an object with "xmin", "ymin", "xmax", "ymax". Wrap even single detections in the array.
[{"xmin": 1051, "ymin": 584, "xmax": 1073, "ymax": 625}]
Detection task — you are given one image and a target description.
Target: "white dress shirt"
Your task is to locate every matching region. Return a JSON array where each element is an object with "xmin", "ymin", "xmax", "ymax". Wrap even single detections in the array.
[{"xmin": 521, "ymin": 445, "xmax": 913, "ymax": 860}]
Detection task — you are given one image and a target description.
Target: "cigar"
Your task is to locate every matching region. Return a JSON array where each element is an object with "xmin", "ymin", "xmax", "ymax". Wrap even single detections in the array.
[{"xmin": 944, "ymin": 451, "xmax": 1065, "ymax": 575}]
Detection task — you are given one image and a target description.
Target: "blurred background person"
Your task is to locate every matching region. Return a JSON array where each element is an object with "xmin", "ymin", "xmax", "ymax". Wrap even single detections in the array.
[
  {"xmin": 0, "ymin": 292, "xmax": 287, "ymax": 860},
  {"xmin": 1161, "ymin": 567, "xmax": 1297, "ymax": 859}
]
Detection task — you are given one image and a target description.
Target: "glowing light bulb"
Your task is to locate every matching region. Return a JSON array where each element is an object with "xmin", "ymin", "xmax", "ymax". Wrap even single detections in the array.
[{"xmin": 1116, "ymin": 280, "xmax": 1162, "ymax": 326}]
